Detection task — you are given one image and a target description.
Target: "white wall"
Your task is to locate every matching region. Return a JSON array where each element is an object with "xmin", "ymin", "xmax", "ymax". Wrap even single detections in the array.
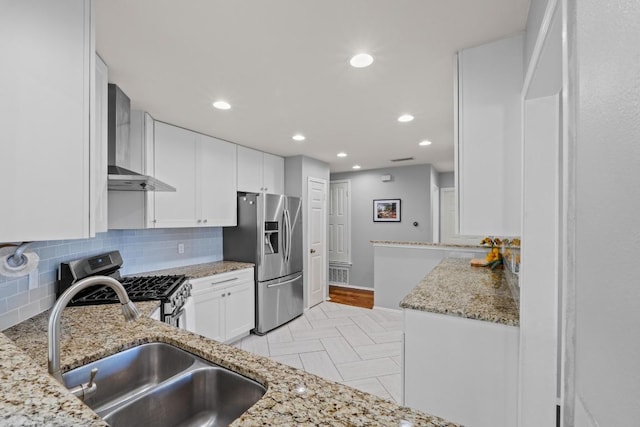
[
  {"xmin": 284, "ymin": 155, "xmax": 330, "ymax": 307},
  {"xmin": 438, "ymin": 172, "xmax": 455, "ymax": 188},
  {"xmin": 566, "ymin": 0, "xmax": 640, "ymax": 425},
  {"xmin": 331, "ymin": 164, "xmax": 434, "ymax": 288},
  {"xmin": 518, "ymin": 1, "xmax": 563, "ymax": 425}
]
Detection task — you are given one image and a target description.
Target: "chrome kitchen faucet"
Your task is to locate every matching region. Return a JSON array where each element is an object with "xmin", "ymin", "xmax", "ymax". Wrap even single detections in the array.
[{"xmin": 47, "ymin": 276, "xmax": 139, "ymax": 399}]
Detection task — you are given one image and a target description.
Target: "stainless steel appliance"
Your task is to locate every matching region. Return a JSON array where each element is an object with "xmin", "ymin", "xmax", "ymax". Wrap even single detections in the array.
[
  {"xmin": 223, "ymin": 193, "xmax": 303, "ymax": 335},
  {"xmin": 57, "ymin": 251, "xmax": 192, "ymax": 329},
  {"xmin": 107, "ymin": 84, "xmax": 175, "ymax": 192}
]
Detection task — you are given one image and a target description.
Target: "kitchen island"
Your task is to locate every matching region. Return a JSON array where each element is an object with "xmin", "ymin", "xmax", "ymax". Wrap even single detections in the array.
[
  {"xmin": 401, "ymin": 258, "xmax": 519, "ymax": 427},
  {"xmin": 1, "ymin": 301, "xmax": 457, "ymax": 426}
]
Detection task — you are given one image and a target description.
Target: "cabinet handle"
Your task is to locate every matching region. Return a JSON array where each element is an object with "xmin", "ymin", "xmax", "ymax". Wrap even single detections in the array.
[
  {"xmin": 210, "ymin": 277, "xmax": 238, "ymax": 286},
  {"xmin": 203, "ymin": 219, "xmax": 208, "ymax": 223},
  {"xmin": 197, "ymin": 219, "xmax": 202, "ymax": 224}
]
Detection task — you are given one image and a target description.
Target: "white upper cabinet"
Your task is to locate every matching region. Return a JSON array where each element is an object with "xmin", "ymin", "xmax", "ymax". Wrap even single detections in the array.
[
  {"xmin": 237, "ymin": 146, "xmax": 263, "ymax": 193},
  {"xmin": 262, "ymin": 152, "xmax": 285, "ymax": 194},
  {"xmin": 0, "ymin": 0, "xmax": 94, "ymax": 241},
  {"xmin": 153, "ymin": 122, "xmax": 198, "ymax": 228},
  {"xmin": 197, "ymin": 134, "xmax": 237, "ymax": 227},
  {"xmin": 152, "ymin": 122, "xmax": 237, "ymax": 228},
  {"xmin": 93, "ymin": 54, "xmax": 109, "ymax": 234},
  {"xmin": 237, "ymin": 146, "xmax": 284, "ymax": 194},
  {"xmin": 456, "ymin": 34, "xmax": 523, "ymax": 237}
]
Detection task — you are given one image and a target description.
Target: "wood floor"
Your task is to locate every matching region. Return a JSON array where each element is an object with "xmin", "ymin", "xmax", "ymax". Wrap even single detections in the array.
[{"xmin": 328, "ymin": 285, "xmax": 374, "ymax": 309}]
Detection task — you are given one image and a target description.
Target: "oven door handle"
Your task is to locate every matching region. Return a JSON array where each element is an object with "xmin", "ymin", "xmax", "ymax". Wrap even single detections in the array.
[
  {"xmin": 164, "ymin": 306, "xmax": 185, "ymax": 325},
  {"xmin": 266, "ymin": 274, "xmax": 302, "ymax": 288}
]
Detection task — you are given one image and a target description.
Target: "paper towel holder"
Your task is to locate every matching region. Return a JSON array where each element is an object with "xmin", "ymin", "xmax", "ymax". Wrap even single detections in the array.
[{"xmin": 6, "ymin": 242, "xmax": 31, "ymax": 268}]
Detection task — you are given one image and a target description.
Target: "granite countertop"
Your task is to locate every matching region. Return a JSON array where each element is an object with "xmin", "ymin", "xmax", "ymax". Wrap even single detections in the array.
[
  {"xmin": 2, "ymin": 302, "xmax": 457, "ymax": 426},
  {"xmin": 135, "ymin": 260, "xmax": 254, "ymax": 279},
  {"xmin": 371, "ymin": 240, "xmax": 483, "ymax": 249},
  {"xmin": 400, "ymin": 258, "xmax": 519, "ymax": 327}
]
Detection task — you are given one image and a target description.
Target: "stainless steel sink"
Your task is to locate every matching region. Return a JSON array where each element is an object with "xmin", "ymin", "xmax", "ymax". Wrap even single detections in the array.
[
  {"xmin": 103, "ymin": 367, "xmax": 267, "ymax": 427},
  {"xmin": 62, "ymin": 342, "xmax": 266, "ymax": 426}
]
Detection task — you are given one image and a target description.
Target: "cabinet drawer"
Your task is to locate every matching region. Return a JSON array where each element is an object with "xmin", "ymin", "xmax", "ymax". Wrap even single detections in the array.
[{"xmin": 190, "ymin": 268, "xmax": 254, "ymax": 292}]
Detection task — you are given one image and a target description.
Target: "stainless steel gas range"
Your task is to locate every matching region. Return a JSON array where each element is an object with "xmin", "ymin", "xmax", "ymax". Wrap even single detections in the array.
[{"xmin": 57, "ymin": 251, "xmax": 192, "ymax": 329}]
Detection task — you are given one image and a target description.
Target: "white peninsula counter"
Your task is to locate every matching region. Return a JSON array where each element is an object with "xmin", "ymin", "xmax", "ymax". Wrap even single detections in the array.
[
  {"xmin": 400, "ymin": 258, "xmax": 519, "ymax": 427},
  {"xmin": 372, "ymin": 241, "xmax": 486, "ymax": 310}
]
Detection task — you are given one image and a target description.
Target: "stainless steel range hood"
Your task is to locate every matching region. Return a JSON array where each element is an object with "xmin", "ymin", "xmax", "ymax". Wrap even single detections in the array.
[{"xmin": 107, "ymin": 84, "xmax": 175, "ymax": 192}]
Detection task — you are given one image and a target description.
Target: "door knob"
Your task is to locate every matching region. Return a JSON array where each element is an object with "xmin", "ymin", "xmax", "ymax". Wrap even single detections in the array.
[{"xmin": 310, "ymin": 249, "xmax": 316, "ymax": 254}]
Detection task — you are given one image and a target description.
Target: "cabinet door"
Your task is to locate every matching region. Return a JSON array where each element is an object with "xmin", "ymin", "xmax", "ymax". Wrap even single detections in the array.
[
  {"xmin": 93, "ymin": 54, "xmax": 109, "ymax": 233},
  {"xmin": 237, "ymin": 146, "xmax": 264, "ymax": 193},
  {"xmin": 457, "ymin": 35, "xmax": 523, "ymax": 236},
  {"xmin": 0, "ymin": 0, "xmax": 92, "ymax": 241},
  {"xmin": 262, "ymin": 153, "xmax": 284, "ymax": 194},
  {"xmin": 192, "ymin": 283, "xmax": 225, "ymax": 342},
  {"xmin": 224, "ymin": 280, "xmax": 255, "ymax": 341},
  {"xmin": 153, "ymin": 122, "xmax": 197, "ymax": 227},
  {"xmin": 197, "ymin": 135, "xmax": 237, "ymax": 226}
]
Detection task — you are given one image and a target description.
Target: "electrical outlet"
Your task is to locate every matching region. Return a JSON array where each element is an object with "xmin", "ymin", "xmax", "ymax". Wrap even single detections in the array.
[{"xmin": 178, "ymin": 243, "xmax": 185, "ymax": 254}]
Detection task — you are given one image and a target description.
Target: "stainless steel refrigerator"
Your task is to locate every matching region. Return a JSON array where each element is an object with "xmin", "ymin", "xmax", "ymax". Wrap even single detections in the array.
[{"xmin": 223, "ymin": 193, "xmax": 303, "ymax": 335}]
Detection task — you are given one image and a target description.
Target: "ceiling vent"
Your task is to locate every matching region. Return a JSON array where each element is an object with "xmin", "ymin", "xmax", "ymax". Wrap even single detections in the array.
[{"xmin": 390, "ymin": 157, "xmax": 414, "ymax": 162}]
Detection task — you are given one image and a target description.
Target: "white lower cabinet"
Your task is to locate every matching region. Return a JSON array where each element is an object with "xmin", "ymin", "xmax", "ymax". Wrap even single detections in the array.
[
  {"xmin": 403, "ymin": 308, "xmax": 518, "ymax": 427},
  {"xmin": 191, "ymin": 268, "xmax": 255, "ymax": 343}
]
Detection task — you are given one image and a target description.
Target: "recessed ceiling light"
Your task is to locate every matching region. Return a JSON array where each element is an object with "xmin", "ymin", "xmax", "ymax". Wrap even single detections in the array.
[
  {"xmin": 352, "ymin": 165, "xmax": 361, "ymax": 170},
  {"xmin": 212, "ymin": 101, "xmax": 231, "ymax": 110},
  {"xmin": 419, "ymin": 140, "xmax": 432, "ymax": 146},
  {"xmin": 398, "ymin": 114, "xmax": 414, "ymax": 123},
  {"xmin": 337, "ymin": 152, "xmax": 348, "ymax": 158},
  {"xmin": 350, "ymin": 53, "xmax": 374, "ymax": 68},
  {"xmin": 292, "ymin": 134, "xmax": 305, "ymax": 141}
]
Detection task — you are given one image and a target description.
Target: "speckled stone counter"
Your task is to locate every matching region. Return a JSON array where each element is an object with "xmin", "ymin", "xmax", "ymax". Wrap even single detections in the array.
[
  {"xmin": 135, "ymin": 260, "xmax": 254, "ymax": 279},
  {"xmin": 371, "ymin": 240, "xmax": 483, "ymax": 249},
  {"xmin": 400, "ymin": 258, "xmax": 519, "ymax": 326},
  {"xmin": 2, "ymin": 301, "xmax": 457, "ymax": 426}
]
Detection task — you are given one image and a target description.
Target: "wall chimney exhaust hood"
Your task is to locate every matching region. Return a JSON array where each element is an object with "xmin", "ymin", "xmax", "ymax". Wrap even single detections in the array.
[{"xmin": 107, "ymin": 84, "xmax": 175, "ymax": 192}]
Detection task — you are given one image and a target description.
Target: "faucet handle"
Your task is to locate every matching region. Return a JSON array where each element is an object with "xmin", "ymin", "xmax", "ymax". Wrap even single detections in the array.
[
  {"xmin": 87, "ymin": 368, "xmax": 98, "ymax": 388},
  {"xmin": 70, "ymin": 367, "xmax": 99, "ymax": 401}
]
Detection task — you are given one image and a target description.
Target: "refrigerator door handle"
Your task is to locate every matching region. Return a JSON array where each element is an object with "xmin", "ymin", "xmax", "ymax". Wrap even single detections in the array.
[
  {"xmin": 282, "ymin": 209, "xmax": 288, "ymax": 263},
  {"xmin": 285, "ymin": 208, "xmax": 292, "ymax": 263},
  {"xmin": 283, "ymin": 209, "xmax": 288, "ymax": 263},
  {"xmin": 266, "ymin": 274, "xmax": 303, "ymax": 288}
]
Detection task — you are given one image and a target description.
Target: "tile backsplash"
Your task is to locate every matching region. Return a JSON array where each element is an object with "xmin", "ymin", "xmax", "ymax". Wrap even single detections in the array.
[{"xmin": 0, "ymin": 227, "xmax": 223, "ymax": 330}]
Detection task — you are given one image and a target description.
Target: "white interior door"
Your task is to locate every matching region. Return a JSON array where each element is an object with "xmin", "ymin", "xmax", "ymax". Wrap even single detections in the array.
[
  {"xmin": 308, "ymin": 178, "xmax": 327, "ymax": 307},
  {"xmin": 329, "ymin": 180, "xmax": 350, "ymax": 264}
]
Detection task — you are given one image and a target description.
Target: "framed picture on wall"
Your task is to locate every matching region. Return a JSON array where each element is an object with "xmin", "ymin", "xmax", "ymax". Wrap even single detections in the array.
[{"xmin": 373, "ymin": 199, "xmax": 401, "ymax": 222}]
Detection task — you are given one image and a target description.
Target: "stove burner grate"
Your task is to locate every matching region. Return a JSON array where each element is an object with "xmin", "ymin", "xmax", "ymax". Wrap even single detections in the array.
[{"xmin": 70, "ymin": 275, "xmax": 187, "ymax": 305}]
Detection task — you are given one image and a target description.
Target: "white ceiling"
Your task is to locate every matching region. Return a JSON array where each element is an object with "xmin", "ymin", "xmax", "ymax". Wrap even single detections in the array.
[{"xmin": 95, "ymin": 0, "xmax": 530, "ymax": 173}]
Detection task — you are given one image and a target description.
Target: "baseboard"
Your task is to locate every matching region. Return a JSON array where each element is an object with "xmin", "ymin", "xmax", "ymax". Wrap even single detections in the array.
[
  {"xmin": 328, "ymin": 283, "xmax": 374, "ymax": 292},
  {"xmin": 373, "ymin": 305, "xmax": 402, "ymax": 314}
]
